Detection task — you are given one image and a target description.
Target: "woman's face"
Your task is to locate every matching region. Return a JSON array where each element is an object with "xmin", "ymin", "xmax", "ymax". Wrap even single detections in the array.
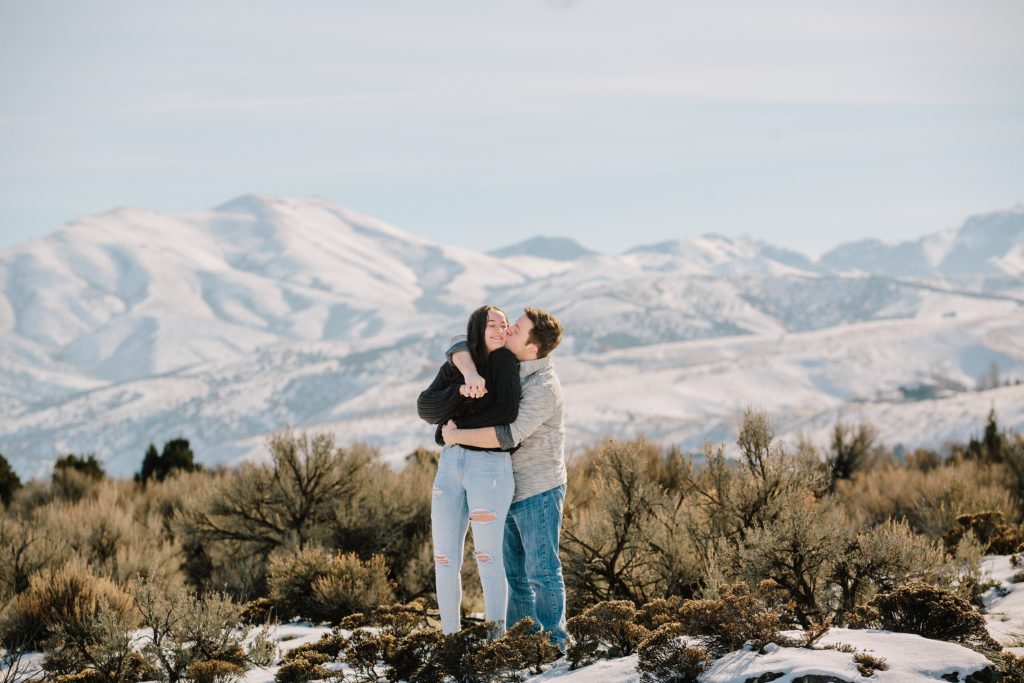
[{"xmin": 484, "ymin": 309, "xmax": 509, "ymax": 352}]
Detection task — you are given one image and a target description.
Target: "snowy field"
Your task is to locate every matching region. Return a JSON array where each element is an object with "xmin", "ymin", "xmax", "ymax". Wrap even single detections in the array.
[{"xmin": 7, "ymin": 554, "xmax": 1022, "ymax": 682}]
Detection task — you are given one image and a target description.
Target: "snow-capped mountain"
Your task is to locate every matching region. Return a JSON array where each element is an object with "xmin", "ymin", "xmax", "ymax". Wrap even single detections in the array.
[
  {"xmin": 2, "ymin": 197, "xmax": 1022, "ymax": 479},
  {"xmin": 819, "ymin": 204, "xmax": 1024, "ymax": 278},
  {"xmin": 488, "ymin": 236, "xmax": 596, "ymax": 261}
]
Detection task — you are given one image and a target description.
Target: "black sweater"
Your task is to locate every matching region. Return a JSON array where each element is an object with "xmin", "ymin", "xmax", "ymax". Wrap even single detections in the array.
[{"xmin": 417, "ymin": 347, "xmax": 521, "ymax": 451}]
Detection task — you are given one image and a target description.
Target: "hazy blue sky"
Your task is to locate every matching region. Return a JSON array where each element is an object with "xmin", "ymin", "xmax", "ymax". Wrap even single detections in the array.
[{"xmin": 1, "ymin": 0, "xmax": 1022, "ymax": 256}]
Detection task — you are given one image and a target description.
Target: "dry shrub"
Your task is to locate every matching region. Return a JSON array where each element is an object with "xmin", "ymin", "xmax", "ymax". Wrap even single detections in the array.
[
  {"xmin": 734, "ymin": 496, "xmax": 952, "ymax": 625},
  {"xmin": 384, "ymin": 629, "xmax": 444, "ymax": 683},
  {"xmin": 311, "ymin": 554, "xmax": 395, "ymax": 624},
  {"xmin": 950, "ymin": 530, "xmax": 1000, "ymax": 606},
  {"xmin": 192, "ymin": 431, "xmax": 374, "ymax": 554},
  {"xmin": 800, "ymin": 618, "xmax": 833, "ymax": 648},
  {"xmin": 130, "ymin": 576, "xmax": 244, "ymax": 682},
  {"xmin": 562, "ymin": 438, "xmax": 701, "ymax": 613},
  {"xmin": 345, "ymin": 615, "xmax": 550, "ymax": 683},
  {"xmin": 339, "ymin": 600, "xmax": 437, "ymax": 683},
  {"xmin": 942, "ymin": 511, "xmax": 1024, "ymax": 554},
  {"xmin": 685, "ymin": 411, "xmax": 827, "ymax": 574},
  {"xmin": 330, "ymin": 448, "xmax": 436, "ymax": 602},
  {"xmin": 37, "ymin": 481, "xmax": 182, "ymax": 586},
  {"xmin": 832, "ymin": 519, "xmax": 950, "ymax": 603},
  {"xmin": 731, "ymin": 501, "xmax": 845, "ymax": 626},
  {"xmin": 0, "ymin": 512, "xmax": 64, "ymax": 603},
  {"xmin": 341, "ymin": 628, "xmax": 393, "ymax": 682},
  {"xmin": 475, "ymin": 617, "xmax": 561, "ymax": 681},
  {"xmin": 566, "ymin": 600, "xmax": 650, "ymax": 668},
  {"xmin": 29, "ymin": 564, "xmax": 142, "ymax": 682},
  {"xmin": 825, "ymin": 421, "xmax": 885, "ymax": 493},
  {"xmin": 675, "ymin": 582, "xmax": 788, "ymax": 656},
  {"xmin": 268, "ymin": 546, "xmax": 395, "ymax": 624},
  {"xmin": 51, "ymin": 467, "xmax": 104, "ymax": 505},
  {"xmin": 240, "ymin": 597, "xmax": 275, "ymax": 625},
  {"xmin": 52, "ymin": 670, "xmax": 106, "ymax": 683},
  {"xmin": 273, "ymin": 654, "xmax": 329, "ymax": 683},
  {"xmin": 136, "ymin": 469, "xmax": 212, "ymax": 543},
  {"xmin": 849, "ymin": 581, "xmax": 998, "ymax": 649},
  {"xmin": 185, "ymin": 659, "xmax": 245, "ymax": 683},
  {"xmin": 280, "ymin": 633, "xmax": 345, "ymax": 663},
  {"xmin": 435, "ymin": 622, "xmax": 494, "ymax": 683},
  {"xmin": 636, "ymin": 623, "xmax": 713, "ymax": 683},
  {"xmin": 637, "ymin": 597, "xmax": 687, "ymax": 631},
  {"xmin": 853, "ymin": 651, "xmax": 888, "ymax": 677},
  {"xmin": 245, "ymin": 624, "xmax": 278, "ymax": 667},
  {"xmin": 0, "ymin": 561, "xmax": 134, "ymax": 651},
  {"xmin": 1002, "ymin": 651, "xmax": 1024, "ymax": 683},
  {"xmin": 185, "ymin": 430, "xmax": 380, "ymax": 598},
  {"xmin": 836, "ymin": 457, "xmax": 1015, "ymax": 538},
  {"xmin": 375, "ymin": 600, "xmax": 430, "ymax": 634}
]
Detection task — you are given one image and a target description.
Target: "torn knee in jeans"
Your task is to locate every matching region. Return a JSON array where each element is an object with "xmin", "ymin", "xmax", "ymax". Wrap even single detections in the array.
[
  {"xmin": 474, "ymin": 549, "xmax": 493, "ymax": 564},
  {"xmin": 434, "ymin": 552, "xmax": 450, "ymax": 566},
  {"xmin": 470, "ymin": 508, "xmax": 497, "ymax": 523},
  {"xmin": 432, "ymin": 486, "xmax": 443, "ymax": 497}
]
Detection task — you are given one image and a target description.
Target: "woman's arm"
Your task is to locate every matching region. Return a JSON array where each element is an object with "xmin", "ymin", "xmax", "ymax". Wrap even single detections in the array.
[
  {"xmin": 417, "ymin": 363, "xmax": 465, "ymax": 425},
  {"xmin": 453, "ymin": 351, "xmax": 521, "ymax": 429}
]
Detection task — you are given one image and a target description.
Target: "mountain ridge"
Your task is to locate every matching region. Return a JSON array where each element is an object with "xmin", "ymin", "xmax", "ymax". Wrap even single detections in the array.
[{"xmin": 1, "ymin": 195, "xmax": 1022, "ymax": 479}]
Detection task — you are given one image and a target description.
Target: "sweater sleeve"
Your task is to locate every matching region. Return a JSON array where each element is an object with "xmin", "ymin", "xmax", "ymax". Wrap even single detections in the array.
[
  {"xmin": 498, "ymin": 383, "xmax": 557, "ymax": 450},
  {"xmin": 417, "ymin": 363, "xmax": 465, "ymax": 425},
  {"xmin": 445, "ymin": 335, "xmax": 469, "ymax": 362},
  {"xmin": 454, "ymin": 350, "xmax": 521, "ymax": 429}
]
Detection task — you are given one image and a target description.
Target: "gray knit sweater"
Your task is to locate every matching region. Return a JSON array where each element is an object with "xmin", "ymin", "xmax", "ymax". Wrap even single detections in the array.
[{"xmin": 447, "ymin": 338, "xmax": 567, "ymax": 503}]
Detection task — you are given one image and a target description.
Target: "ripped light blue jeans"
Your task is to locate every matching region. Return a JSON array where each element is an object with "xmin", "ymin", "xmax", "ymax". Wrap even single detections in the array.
[{"xmin": 431, "ymin": 444, "xmax": 515, "ymax": 635}]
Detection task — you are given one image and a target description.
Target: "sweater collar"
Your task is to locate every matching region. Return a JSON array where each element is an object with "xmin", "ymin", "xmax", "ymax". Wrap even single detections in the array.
[{"xmin": 519, "ymin": 355, "xmax": 552, "ymax": 380}]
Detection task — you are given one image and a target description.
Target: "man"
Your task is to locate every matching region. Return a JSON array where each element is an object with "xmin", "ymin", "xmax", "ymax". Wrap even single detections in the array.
[{"xmin": 440, "ymin": 306, "xmax": 568, "ymax": 650}]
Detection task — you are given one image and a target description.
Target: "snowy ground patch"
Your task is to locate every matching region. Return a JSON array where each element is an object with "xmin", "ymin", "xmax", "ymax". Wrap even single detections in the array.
[{"xmin": 983, "ymin": 554, "xmax": 1024, "ymax": 646}]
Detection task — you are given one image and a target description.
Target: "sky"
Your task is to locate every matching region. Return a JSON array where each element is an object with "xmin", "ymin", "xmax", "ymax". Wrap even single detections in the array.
[{"xmin": 1, "ymin": 0, "xmax": 1022, "ymax": 257}]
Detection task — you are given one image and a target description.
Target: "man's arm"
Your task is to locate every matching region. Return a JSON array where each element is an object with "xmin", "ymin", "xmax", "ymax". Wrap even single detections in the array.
[
  {"xmin": 442, "ymin": 421, "xmax": 500, "ymax": 449},
  {"xmin": 444, "ymin": 384, "xmax": 555, "ymax": 451}
]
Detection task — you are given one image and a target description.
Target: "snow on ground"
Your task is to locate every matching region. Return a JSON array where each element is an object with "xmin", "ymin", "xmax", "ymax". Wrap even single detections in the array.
[
  {"xmin": 1, "ymin": 604, "xmax": 1012, "ymax": 683},
  {"xmin": 224, "ymin": 624, "xmax": 997, "ymax": 683},
  {"xmin": 705, "ymin": 629, "xmax": 992, "ymax": 683},
  {"xmin": 984, "ymin": 554, "xmax": 1024, "ymax": 646}
]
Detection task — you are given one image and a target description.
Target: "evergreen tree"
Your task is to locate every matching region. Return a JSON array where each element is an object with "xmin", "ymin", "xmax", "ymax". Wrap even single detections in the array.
[
  {"xmin": 138, "ymin": 443, "xmax": 160, "ymax": 486},
  {"xmin": 966, "ymin": 408, "xmax": 1005, "ymax": 463},
  {"xmin": 0, "ymin": 451, "xmax": 21, "ymax": 506},
  {"xmin": 54, "ymin": 452, "xmax": 105, "ymax": 479},
  {"xmin": 138, "ymin": 438, "xmax": 198, "ymax": 486}
]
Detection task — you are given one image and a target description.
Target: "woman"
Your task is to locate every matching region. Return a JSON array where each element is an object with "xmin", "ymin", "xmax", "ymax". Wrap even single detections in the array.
[{"xmin": 417, "ymin": 305, "xmax": 521, "ymax": 635}]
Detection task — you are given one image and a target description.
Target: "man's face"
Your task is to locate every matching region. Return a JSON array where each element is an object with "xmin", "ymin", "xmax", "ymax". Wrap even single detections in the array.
[{"xmin": 504, "ymin": 313, "xmax": 538, "ymax": 361}]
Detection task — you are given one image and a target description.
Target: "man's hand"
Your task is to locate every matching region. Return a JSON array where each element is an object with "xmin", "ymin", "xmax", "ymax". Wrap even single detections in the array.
[
  {"xmin": 460, "ymin": 372, "xmax": 487, "ymax": 399},
  {"xmin": 441, "ymin": 419, "xmax": 460, "ymax": 445}
]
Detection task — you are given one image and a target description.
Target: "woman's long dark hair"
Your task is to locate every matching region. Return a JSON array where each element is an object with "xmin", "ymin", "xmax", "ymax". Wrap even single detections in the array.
[{"xmin": 466, "ymin": 305, "xmax": 505, "ymax": 380}]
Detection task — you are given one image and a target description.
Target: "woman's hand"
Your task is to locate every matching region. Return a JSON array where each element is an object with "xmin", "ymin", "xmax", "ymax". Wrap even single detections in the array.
[
  {"xmin": 459, "ymin": 383, "xmax": 487, "ymax": 398},
  {"xmin": 461, "ymin": 372, "xmax": 487, "ymax": 398},
  {"xmin": 441, "ymin": 419, "xmax": 459, "ymax": 445}
]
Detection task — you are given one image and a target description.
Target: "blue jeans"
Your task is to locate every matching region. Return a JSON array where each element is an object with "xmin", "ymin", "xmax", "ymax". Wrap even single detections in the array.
[
  {"xmin": 431, "ymin": 445, "xmax": 515, "ymax": 635},
  {"xmin": 504, "ymin": 484, "xmax": 568, "ymax": 650}
]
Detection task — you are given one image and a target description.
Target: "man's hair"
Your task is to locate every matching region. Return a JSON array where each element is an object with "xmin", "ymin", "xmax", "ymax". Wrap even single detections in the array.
[{"xmin": 524, "ymin": 307, "xmax": 562, "ymax": 359}]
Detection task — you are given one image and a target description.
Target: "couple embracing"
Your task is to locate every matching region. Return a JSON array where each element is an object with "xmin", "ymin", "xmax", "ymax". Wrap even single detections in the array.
[{"xmin": 417, "ymin": 306, "xmax": 567, "ymax": 650}]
